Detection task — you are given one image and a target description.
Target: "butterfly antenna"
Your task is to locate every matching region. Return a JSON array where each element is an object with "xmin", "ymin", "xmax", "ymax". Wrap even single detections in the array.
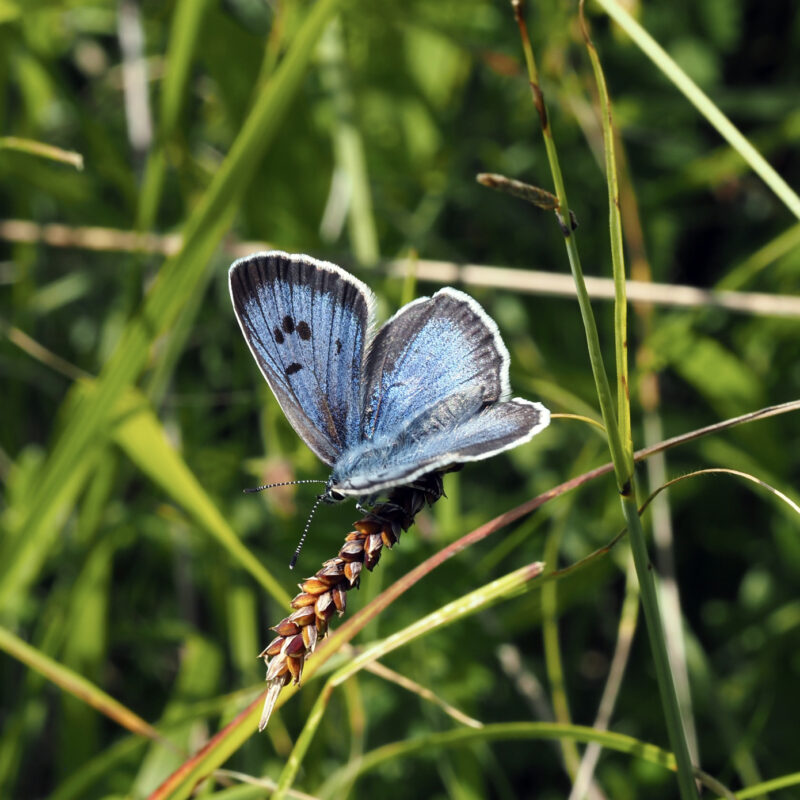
[
  {"xmin": 290, "ymin": 493, "xmax": 325, "ymax": 570},
  {"xmin": 243, "ymin": 479, "xmax": 328, "ymax": 494}
]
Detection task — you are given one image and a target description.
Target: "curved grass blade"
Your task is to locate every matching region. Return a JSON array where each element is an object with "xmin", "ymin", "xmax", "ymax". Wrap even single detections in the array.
[
  {"xmin": 137, "ymin": 0, "xmax": 213, "ymax": 231},
  {"xmin": 0, "ymin": 136, "xmax": 84, "ymax": 170},
  {"xmin": 738, "ymin": 772, "xmax": 800, "ymax": 799},
  {"xmin": 639, "ymin": 468, "xmax": 800, "ymax": 520},
  {"xmin": 274, "ymin": 563, "xmax": 546, "ymax": 797},
  {"xmin": 0, "ymin": 625, "xmax": 169, "ymax": 746},
  {"xmin": 579, "ymin": 1, "xmax": 631, "ymax": 458},
  {"xmin": 322, "ymin": 722, "xmax": 676, "ymax": 797},
  {"xmin": 322, "ymin": 724, "xmax": 739, "ymax": 799}
]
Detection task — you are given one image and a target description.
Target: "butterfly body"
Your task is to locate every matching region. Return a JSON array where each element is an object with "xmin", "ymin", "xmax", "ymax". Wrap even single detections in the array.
[{"xmin": 230, "ymin": 251, "xmax": 549, "ymax": 504}]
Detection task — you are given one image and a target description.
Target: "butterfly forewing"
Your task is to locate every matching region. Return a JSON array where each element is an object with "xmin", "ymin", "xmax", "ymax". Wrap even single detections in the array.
[{"xmin": 230, "ymin": 252, "xmax": 374, "ymax": 465}]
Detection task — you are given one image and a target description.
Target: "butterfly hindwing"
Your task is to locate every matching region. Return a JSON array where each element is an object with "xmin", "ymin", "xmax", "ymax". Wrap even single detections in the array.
[
  {"xmin": 360, "ymin": 288, "xmax": 509, "ymax": 442},
  {"xmin": 229, "ymin": 251, "xmax": 374, "ymax": 465},
  {"xmin": 333, "ymin": 396, "xmax": 548, "ymax": 494}
]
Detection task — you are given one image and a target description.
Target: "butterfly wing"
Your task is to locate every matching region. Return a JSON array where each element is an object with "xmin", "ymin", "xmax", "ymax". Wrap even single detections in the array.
[
  {"xmin": 230, "ymin": 251, "xmax": 375, "ymax": 465},
  {"xmin": 332, "ymin": 396, "xmax": 548, "ymax": 495},
  {"xmin": 330, "ymin": 288, "xmax": 548, "ymax": 494}
]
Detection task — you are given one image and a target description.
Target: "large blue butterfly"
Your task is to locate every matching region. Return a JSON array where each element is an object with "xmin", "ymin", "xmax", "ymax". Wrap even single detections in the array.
[{"xmin": 230, "ymin": 251, "xmax": 549, "ymax": 501}]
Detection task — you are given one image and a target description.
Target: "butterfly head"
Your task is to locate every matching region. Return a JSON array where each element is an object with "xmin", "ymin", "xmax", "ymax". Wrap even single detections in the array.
[{"xmin": 321, "ymin": 479, "xmax": 346, "ymax": 505}]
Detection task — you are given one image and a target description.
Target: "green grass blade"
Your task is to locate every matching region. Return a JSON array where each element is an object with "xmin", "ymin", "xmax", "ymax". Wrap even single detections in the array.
[
  {"xmin": 50, "ymin": 735, "xmax": 149, "ymax": 800},
  {"xmin": 56, "ymin": 537, "xmax": 114, "ymax": 776},
  {"xmin": 719, "ymin": 221, "xmax": 800, "ymax": 291},
  {"xmin": 592, "ymin": 0, "xmax": 800, "ymax": 220},
  {"xmin": 542, "ymin": 514, "xmax": 580, "ymax": 778},
  {"xmin": 0, "ymin": 0, "xmax": 341, "ymax": 611},
  {"xmin": 148, "ymin": 698, "xmax": 265, "ymax": 800},
  {"xmin": 50, "ymin": 691, "xmax": 263, "ymax": 800},
  {"xmin": 512, "ymin": 5, "xmax": 699, "ymax": 796},
  {"xmin": 318, "ymin": 18, "xmax": 379, "ymax": 265},
  {"xmin": 131, "ymin": 635, "xmax": 222, "ymax": 797},
  {"xmin": 0, "ymin": 429, "xmax": 98, "ymax": 617},
  {"xmin": 580, "ymin": 5, "xmax": 631, "ymax": 457}
]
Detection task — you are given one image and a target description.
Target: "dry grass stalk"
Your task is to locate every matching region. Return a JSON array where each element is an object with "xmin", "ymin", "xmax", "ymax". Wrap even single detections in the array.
[{"xmin": 257, "ymin": 471, "xmax": 447, "ymax": 730}]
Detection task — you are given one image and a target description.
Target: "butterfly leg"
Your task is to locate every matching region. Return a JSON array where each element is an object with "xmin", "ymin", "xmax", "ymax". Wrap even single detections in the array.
[
  {"xmin": 355, "ymin": 499, "xmax": 409, "ymax": 533},
  {"xmin": 355, "ymin": 501, "xmax": 373, "ymax": 517}
]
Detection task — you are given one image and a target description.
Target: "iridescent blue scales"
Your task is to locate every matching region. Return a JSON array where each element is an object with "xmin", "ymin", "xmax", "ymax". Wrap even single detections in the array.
[{"xmin": 229, "ymin": 251, "xmax": 549, "ymax": 500}]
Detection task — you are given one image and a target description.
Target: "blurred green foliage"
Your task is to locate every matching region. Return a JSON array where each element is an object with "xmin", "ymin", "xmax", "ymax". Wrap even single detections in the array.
[{"xmin": 0, "ymin": 0, "xmax": 799, "ymax": 798}]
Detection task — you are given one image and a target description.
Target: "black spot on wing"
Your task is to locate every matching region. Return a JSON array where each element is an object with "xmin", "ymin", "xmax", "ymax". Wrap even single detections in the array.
[
  {"xmin": 273, "ymin": 327, "xmax": 285, "ymax": 344},
  {"xmin": 335, "ymin": 339, "xmax": 342, "ymax": 354},
  {"xmin": 286, "ymin": 362, "xmax": 303, "ymax": 375},
  {"xmin": 282, "ymin": 315, "xmax": 295, "ymax": 334},
  {"xmin": 297, "ymin": 320, "xmax": 311, "ymax": 340}
]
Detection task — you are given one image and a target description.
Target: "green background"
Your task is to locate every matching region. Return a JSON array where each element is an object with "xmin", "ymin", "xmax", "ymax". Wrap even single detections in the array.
[{"xmin": 1, "ymin": 0, "xmax": 798, "ymax": 797}]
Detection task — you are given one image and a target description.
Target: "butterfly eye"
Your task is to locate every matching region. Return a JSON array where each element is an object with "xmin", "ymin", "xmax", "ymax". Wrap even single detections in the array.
[{"xmin": 325, "ymin": 488, "xmax": 346, "ymax": 504}]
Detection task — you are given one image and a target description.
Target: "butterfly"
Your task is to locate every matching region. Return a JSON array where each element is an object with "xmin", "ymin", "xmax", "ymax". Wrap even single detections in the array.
[{"xmin": 230, "ymin": 251, "xmax": 549, "ymax": 510}]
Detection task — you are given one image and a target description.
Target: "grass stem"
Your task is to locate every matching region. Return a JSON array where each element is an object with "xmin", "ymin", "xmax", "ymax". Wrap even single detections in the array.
[{"xmin": 510, "ymin": 3, "xmax": 699, "ymax": 796}]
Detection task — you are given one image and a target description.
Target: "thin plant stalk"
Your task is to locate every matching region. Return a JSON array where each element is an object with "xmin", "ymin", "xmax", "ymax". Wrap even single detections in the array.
[
  {"xmin": 510, "ymin": 2, "xmax": 698, "ymax": 797},
  {"xmin": 542, "ymin": 512, "xmax": 581, "ymax": 779},
  {"xmin": 321, "ymin": 725, "xmax": 741, "ymax": 800},
  {"xmin": 638, "ymin": 468, "xmax": 800, "ymax": 520},
  {"xmin": 541, "ymin": 440, "xmax": 603, "ymax": 789},
  {"xmin": 583, "ymin": 2, "xmax": 699, "ymax": 779},
  {"xmin": 568, "ymin": 554, "xmax": 639, "ymax": 800}
]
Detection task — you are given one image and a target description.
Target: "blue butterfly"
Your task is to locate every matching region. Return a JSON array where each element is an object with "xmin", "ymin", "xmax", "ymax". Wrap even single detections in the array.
[{"xmin": 230, "ymin": 251, "xmax": 549, "ymax": 507}]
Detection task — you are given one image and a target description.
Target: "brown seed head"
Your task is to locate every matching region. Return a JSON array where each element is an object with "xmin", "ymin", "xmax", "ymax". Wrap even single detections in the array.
[
  {"xmin": 290, "ymin": 592, "xmax": 318, "ymax": 608},
  {"xmin": 256, "ymin": 471, "xmax": 447, "ymax": 732},
  {"xmin": 286, "ymin": 654, "xmax": 303, "ymax": 683},
  {"xmin": 272, "ymin": 618, "xmax": 300, "ymax": 637},
  {"xmin": 282, "ymin": 633, "xmax": 305, "ymax": 656},
  {"xmin": 300, "ymin": 577, "xmax": 329, "ymax": 594},
  {"xmin": 266, "ymin": 653, "xmax": 289, "ymax": 681},
  {"xmin": 344, "ymin": 560, "xmax": 362, "ymax": 585},
  {"xmin": 260, "ymin": 636, "xmax": 284, "ymax": 658},
  {"xmin": 288, "ymin": 606, "xmax": 316, "ymax": 627},
  {"xmin": 332, "ymin": 586, "xmax": 347, "ymax": 614},
  {"xmin": 339, "ymin": 540, "xmax": 365, "ymax": 562}
]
